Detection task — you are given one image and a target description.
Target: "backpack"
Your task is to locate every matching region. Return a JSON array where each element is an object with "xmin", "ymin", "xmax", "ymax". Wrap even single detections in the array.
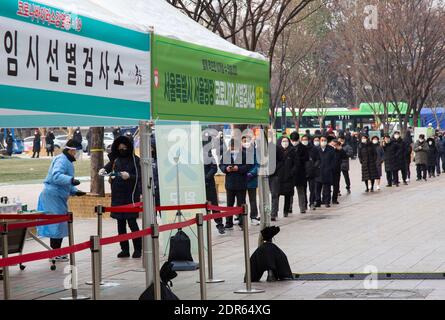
[
  {"xmin": 139, "ymin": 262, "xmax": 179, "ymax": 300},
  {"xmin": 168, "ymin": 230, "xmax": 194, "ymax": 262}
]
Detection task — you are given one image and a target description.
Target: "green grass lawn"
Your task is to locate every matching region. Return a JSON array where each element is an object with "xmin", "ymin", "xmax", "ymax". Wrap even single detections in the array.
[{"xmin": 0, "ymin": 157, "xmax": 91, "ymax": 184}]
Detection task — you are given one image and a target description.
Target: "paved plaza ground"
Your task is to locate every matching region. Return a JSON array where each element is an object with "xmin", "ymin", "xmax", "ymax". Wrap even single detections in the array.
[{"xmin": 2, "ymin": 159, "xmax": 445, "ymax": 300}]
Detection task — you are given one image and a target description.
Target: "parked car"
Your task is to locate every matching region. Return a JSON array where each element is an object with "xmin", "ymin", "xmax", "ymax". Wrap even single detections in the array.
[{"xmin": 23, "ymin": 136, "xmax": 34, "ymax": 152}]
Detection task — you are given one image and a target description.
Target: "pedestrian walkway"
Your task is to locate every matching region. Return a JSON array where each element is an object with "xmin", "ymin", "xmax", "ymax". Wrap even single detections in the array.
[{"xmin": 3, "ymin": 160, "xmax": 445, "ymax": 300}]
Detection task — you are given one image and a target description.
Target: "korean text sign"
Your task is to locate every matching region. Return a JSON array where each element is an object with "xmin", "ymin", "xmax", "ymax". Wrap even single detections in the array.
[
  {"xmin": 152, "ymin": 35, "xmax": 270, "ymax": 124},
  {"xmin": 0, "ymin": 0, "xmax": 151, "ymax": 120}
]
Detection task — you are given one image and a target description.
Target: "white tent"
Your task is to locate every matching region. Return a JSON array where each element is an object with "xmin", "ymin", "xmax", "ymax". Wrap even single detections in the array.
[{"xmin": 0, "ymin": 0, "xmax": 266, "ymax": 127}]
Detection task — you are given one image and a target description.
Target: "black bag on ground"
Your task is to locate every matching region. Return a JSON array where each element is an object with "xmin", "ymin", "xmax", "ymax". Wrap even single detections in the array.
[
  {"xmin": 139, "ymin": 262, "xmax": 180, "ymax": 300},
  {"xmin": 168, "ymin": 230, "xmax": 194, "ymax": 262}
]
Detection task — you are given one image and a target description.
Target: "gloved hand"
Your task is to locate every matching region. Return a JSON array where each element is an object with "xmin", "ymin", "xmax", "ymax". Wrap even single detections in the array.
[
  {"xmin": 72, "ymin": 178, "xmax": 81, "ymax": 186},
  {"xmin": 120, "ymin": 171, "xmax": 130, "ymax": 180},
  {"xmin": 98, "ymin": 168, "xmax": 107, "ymax": 176},
  {"xmin": 75, "ymin": 191, "xmax": 86, "ymax": 197}
]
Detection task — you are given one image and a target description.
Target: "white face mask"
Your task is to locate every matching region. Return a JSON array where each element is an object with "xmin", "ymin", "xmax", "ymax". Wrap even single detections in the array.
[
  {"xmin": 320, "ymin": 141, "xmax": 327, "ymax": 148},
  {"xmin": 281, "ymin": 141, "xmax": 289, "ymax": 149},
  {"xmin": 314, "ymin": 141, "xmax": 320, "ymax": 147},
  {"xmin": 419, "ymin": 139, "xmax": 424, "ymax": 143},
  {"xmin": 291, "ymin": 141, "xmax": 299, "ymax": 146},
  {"xmin": 362, "ymin": 139, "xmax": 368, "ymax": 144},
  {"xmin": 429, "ymin": 141, "xmax": 433, "ymax": 145},
  {"xmin": 301, "ymin": 141, "xmax": 309, "ymax": 146},
  {"xmin": 394, "ymin": 134, "xmax": 400, "ymax": 139},
  {"xmin": 242, "ymin": 143, "xmax": 250, "ymax": 149},
  {"xmin": 372, "ymin": 140, "xmax": 379, "ymax": 144}
]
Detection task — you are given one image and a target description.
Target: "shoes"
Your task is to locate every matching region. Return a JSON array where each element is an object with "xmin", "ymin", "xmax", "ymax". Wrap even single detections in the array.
[
  {"xmin": 315, "ymin": 203, "xmax": 321, "ymax": 208},
  {"xmin": 310, "ymin": 204, "xmax": 316, "ymax": 211},
  {"xmin": 395, "ymin": 184, "xmax": 400, "ymax": 187},
  {"xmin": 288, "ymin": 209, "xmax": 293, "ymax": 214},
  {"xmin": 132, "ymin": 250, "xmax": 142, "ymax": 259},
  {"xmin": 416, "ymin": 178, "xmax": 421, "ymax": 181},
  {"xmin": 346, "ymin": 188, "xmax": 351, "ymax": 194},
  {"xmin": 238, "ymin": 224, "xmax": 244, "ymax": 231},
  {"xmin": 217, "ymin": 224, "xmax": 226, "ymax": 234},
  {"xmin": 325, "ymin": 204, "xmax": 331, "ymax": 208},
  {"xmin": 424, "ymin": 178, "xmax": 428, "ymax": 182},
  {"xmin": 300, "ymin": 210, "xmax": 306, "ymax": 214},
  {"xmin": 376, "ymin": 185, "xmax": 381, "ymax": 191},
  {"xmin": 403, "ymin": 181, "xmax": 408, "ymax": 185},
  {"xmin": 117, "ymin": 251, "xmax": 130, "ymax": 258},
  {"xmin": 370, "ymin": 188, "xmax": 374, "ymax": 193},
  {"xmin": 332, "ymin": 201, "xmax": 339, "ymax": 205},
  {"xmin": 224, "ymin": 223, "xmax": 234, "ymax": 230},
  {"xmin": 250, "ymin": 217, "xmax": 260, "ymax": 226},
  {"xmin": 284, "ymin": 212, "xmax": 289, "ymax": 218},
  {"xmin": 54, "ymin": 255, "xmax": 69, "ymax": 262},
  {"xmin": 365, "ymin": 189, "xmax": 369, "ymax": 193},
  {"xmin": 233, "ymin": 217, "xmax": 239, "ymax": 225},
  {"xmin": 386, "ymin": 184, "xmax": 392, "ymax": 187}
]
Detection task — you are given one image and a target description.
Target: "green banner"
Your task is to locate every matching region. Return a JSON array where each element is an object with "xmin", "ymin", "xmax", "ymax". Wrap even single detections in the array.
[{"xmin": 152, "ymin": 35, "xmax": 270, "ymax": 124}]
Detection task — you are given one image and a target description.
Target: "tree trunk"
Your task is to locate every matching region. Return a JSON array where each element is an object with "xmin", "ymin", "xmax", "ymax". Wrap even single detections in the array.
[
  {"xmin": 90, "ymin": 127, "xmax": 105, "ymax": 197},
  {"xmin": 413, "ymin": 112, "xmax": 419, "ymax": 128}
]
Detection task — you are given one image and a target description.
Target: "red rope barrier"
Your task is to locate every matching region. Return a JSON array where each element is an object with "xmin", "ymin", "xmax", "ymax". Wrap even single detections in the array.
[
  {"xmin": 207, "ymin": 205, "xmax": 244, "ymax": 214},
  {"xmin": 0, "ymin": 214, "xmax": 69, "ymax": 220},
  {"xmin": 159, "ymin": 218, "xmax": 197, "ymax": 233},
  {"xmin": 100, "ymin": 228, "xmax": 152, "ymax": 246},
  {"xmin": 0, "ymin": 241, "xmax": 91, "ymax": 268},
  {"xmin": 0, "ymin": 206, "xmax": 242, "ymax": 267},
  {"xmin": 7, "ymin": 215, "xmax": 71, "ymax": 232},
  {"xmin": 156, "ymin": 204, "xmax": 207, "ymax": 211},
  {"xmin": 204, "ymin": 211, "xmax": 240, "ymax": 221}
]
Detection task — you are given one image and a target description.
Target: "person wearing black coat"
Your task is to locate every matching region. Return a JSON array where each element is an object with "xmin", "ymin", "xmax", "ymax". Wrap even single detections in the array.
[
  {"xmin": 427, "ymin": 137, "xmax": 438, "ymax": 178},
  {"xmin": 5, "ymin": 132, "xmax": 13, "ymax": 156},
  {"xmin": 268, "ymin": 137, "xmax": 295, "ymax": 220},
  {"xmin": 382, "ymin": 134, "xmax": 397, "ymax": 187},
  {"xmin": 393, "ymin": 131, "xmax": 408, "ymax": 185},
  {"xmin": 306, "ymin": 135, "xmax": 320, "ymax": 211},
  {"xmin": 203, "ymin": 140, "xmax": 225, "ymax": 234},
  {"xmin": 290, "ymin": 132, "xmax": 309, "ymax": 214},
  {"xmin": 101, "ymin": 136, "xmax": 142, "ymax": 258},
  {"xmin": 332, "ymin": 140, "xmax": 348, "ymax": 204},
  {"xmin": 5, "ymin": 132, "xmax": 14, "ymax": 156},
  {"xmin": 351, "ymin": 133, "xmax": 359, "ymax": 159},
  {"xmin": 32, "ymin": 130, "xmax": 41, "ymax": 158},
  {"xmin": 358, "ymin": 136, "xmax": 379, "ymax": 192},
  {"xmin": 46, "ymin": 130, "xmax": 55, "ymax": 157},
  {"xmin": 219, "ymin": 139, "xmax": 252, "ymax": 229},
  {"xmin": 314, "ymin": 136, "xmax": 336, "ymax": 207}
]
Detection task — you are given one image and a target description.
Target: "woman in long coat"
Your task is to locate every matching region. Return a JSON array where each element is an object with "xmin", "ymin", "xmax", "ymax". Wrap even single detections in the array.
[
  {"xmin": 46, "ymin": 130, "xmax": 55, "ymax": 157},
  {"xmin": 32, "ymin": 130, "xmax": 41, "ymax": 158},
  {"xmin": 426, "ymin": 137, "xmax": 438, "ymax": 178},
  {"xmin": 372, "ymin": 136, "xmax": 384, "ymax": 191},
  {"xmin": 101, "ymin": 136, "xmax": 142, "ymax": 258},
  {"xmin": 358, "ymin": 135, "xmax": 379, "ymax": 192},
  {"xmin": 414, "ymin": 134, "xmax": 429, "ymax": 181},
  {"xmin": 37, "ymin": 140, "xmax": 85, "ymax": 260}
]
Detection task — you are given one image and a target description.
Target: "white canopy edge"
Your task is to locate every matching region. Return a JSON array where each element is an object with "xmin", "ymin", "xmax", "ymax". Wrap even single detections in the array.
[{"xmin": 37, "ymin": 0, "xmax": 267, "ymax": 60}]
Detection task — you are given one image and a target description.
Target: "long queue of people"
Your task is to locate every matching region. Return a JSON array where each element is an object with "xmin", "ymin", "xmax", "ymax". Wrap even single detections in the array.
[{"xmin": 205, "ymin": 128, "xmax": 445, "ymax": 233}]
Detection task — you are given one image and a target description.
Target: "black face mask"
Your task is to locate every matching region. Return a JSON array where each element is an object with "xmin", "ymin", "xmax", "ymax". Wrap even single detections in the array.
[{"xmin": 118, "ymin": 149, "xmax": 130, "ymax": 158}]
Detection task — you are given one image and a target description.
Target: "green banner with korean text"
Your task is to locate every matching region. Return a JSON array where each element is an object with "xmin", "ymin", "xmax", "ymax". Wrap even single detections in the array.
[
  {"xmin": 0, "ymin": 0, "xmax": 151, "ymax": 121},
  {"xmin": 152, "ymin": 35, "xmax": 270, "ymax": 124}
]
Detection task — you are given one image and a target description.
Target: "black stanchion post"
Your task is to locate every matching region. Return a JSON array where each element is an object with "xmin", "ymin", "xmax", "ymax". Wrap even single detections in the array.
[
  {"xmin": 1, "ymin": 222, "xmax": 10, "ymax": 300},
  {"xmin": 234, "ymin": 205, "xmax": 265, "ymax": 294},
  {"xmin": 60, "ymin": 213, "xmax": 89, "ymax": 300},
  {"xmin": 196, "ymin": 213, "xmax": 207, "ymax": 300},
  {"xmin": 90, "ymin": 235, "xmax": 100, "ymax": 300},
  {"xmin": 202, "ymin": 203, "xmax": 224, "ymax": 284},
  {"xmin": 151, "ymin": 224, "xmax": 161, "ymax": 300}
]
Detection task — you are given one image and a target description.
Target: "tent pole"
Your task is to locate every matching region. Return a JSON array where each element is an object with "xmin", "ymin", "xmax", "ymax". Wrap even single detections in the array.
[{"xmin": 140, "ymin": 121, "xmax": 155, "ymax": 288}]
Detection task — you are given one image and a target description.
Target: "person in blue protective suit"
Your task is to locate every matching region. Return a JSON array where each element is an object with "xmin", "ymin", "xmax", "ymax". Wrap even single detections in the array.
[{"xmin": 37, "ymin": 139, "xmax": 86, "ymax": 261}]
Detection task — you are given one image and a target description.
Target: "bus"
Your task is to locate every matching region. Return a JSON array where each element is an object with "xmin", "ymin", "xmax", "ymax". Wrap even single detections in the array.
[{"xmin": 275, "ymin": 102, "xmax": 414, "ymax": 134}]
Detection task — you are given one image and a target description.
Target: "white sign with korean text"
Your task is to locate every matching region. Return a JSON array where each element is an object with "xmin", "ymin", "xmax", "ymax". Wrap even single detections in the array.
[{"xmin": 0, "ymin": 16, "xmax": 150, "ymax": 102}]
